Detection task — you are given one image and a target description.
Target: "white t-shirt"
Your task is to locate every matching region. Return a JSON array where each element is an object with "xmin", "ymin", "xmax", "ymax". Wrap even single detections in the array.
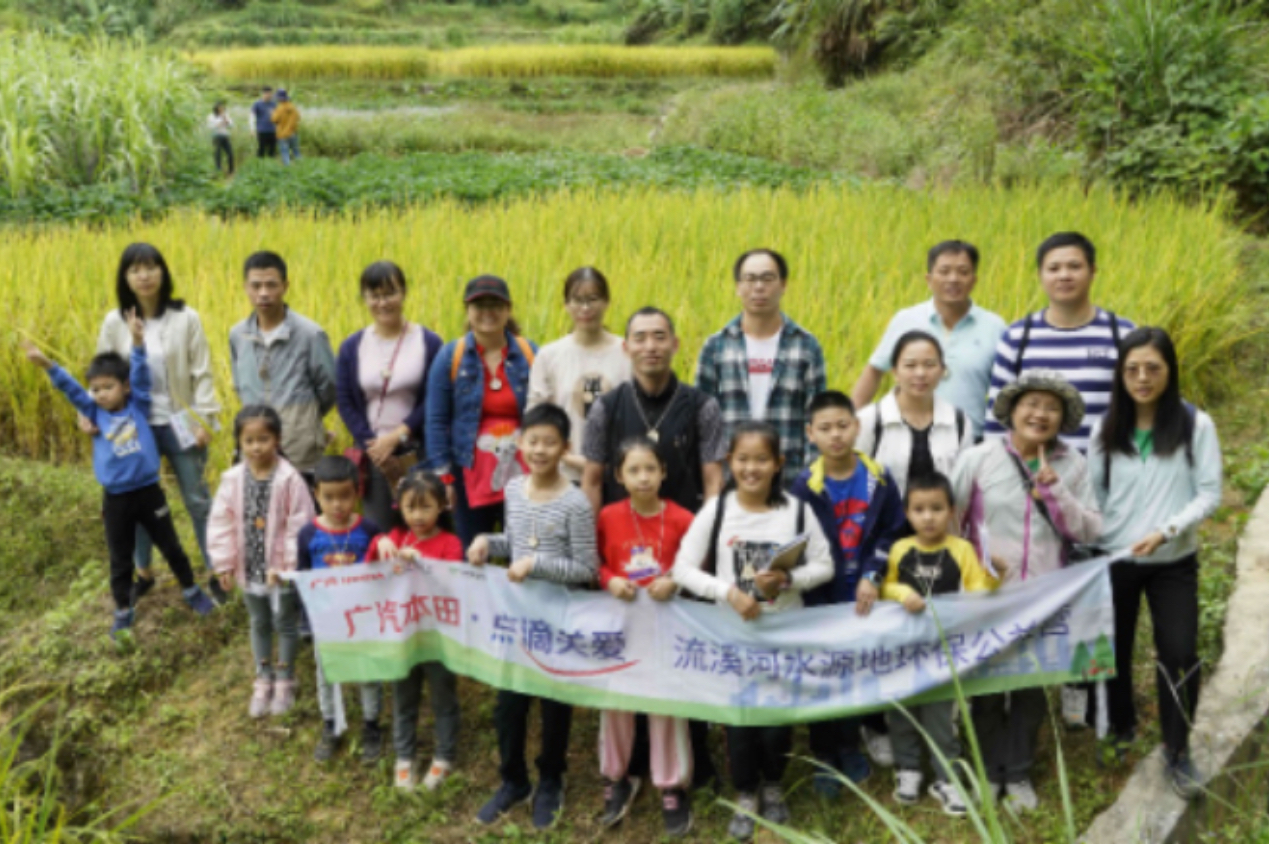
[
  {"xmin": 744, "ymin": 333, "xmax": 780, "ymax": 421},
  {"xmin": 144, "ymin": 311, "xmax": 172, "ymax": 425}
]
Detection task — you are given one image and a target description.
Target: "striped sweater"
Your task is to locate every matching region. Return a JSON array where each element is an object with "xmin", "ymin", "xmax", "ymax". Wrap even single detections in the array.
[{"xmin": 486, "ymin": 475, "xmax": 598, "ymax": 584}]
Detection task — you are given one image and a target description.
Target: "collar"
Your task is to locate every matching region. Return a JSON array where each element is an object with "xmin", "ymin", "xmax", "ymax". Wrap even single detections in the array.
[
  {"xmin": 722, "ymin": 313, "xmax": 797, "ymax": 339},
  {"xmin": 924, "ymin": 299, "xmax": 978, "ymax": 328},
  {"xmin": 247, "ymin": 308, "xmax": 292, "ymax": 342},
  {"xmin": 633, "ymin": 372, "xmax": 679, "ymax": 402},
  {"xmin": 806, "ymin": 452, "xmax": 885, "ymax": 494},
  {"xmin": 880, "ymin": 391, "xmax": 958, "ymax": 427}
]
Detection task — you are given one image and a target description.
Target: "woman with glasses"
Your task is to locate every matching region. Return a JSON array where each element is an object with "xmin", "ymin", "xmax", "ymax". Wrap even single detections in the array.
[
  {"xmin": 336, "ymin": 261, "xmax": 443, "ymax": 529},
  {"xmin": 527, "ymin": 267, "xmax": 630, "ymax": 484}
]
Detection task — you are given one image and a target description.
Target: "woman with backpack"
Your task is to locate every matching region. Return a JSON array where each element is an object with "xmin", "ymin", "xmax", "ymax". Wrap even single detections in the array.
[
  {"xmin": 1089, "ymin": 327, "xmax": 1221, "ymax": 799},
  {"xmin": 424, "ymin": 275, "xmax": 537, "ymax": 546}
]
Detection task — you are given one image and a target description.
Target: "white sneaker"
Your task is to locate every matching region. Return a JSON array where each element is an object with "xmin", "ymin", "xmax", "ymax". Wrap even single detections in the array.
[
  {"xmin": 1060, "ymin": 686, "xmax": 1088, "ymax": 730},
  {"xmin": 1004, "ymin": 779, "xmax": 1039, "ymax": 812},
  {"xmin": 893, "ymin": 769, "xmax": 922, "ymax": 805},
  {"xmin": 422, "ymin": 758, "xmax": 453, "ymax": 791},
  {"xmin": 929, "ymin": 781, "xmax": 967, "ymax": 817},
  {"xmin": 862, "ymin": 727, "xmax": 895, "ymax": 767},
  {"xmin": 395, "ymin": 760, "xmax": 415, "ymax": 791}
]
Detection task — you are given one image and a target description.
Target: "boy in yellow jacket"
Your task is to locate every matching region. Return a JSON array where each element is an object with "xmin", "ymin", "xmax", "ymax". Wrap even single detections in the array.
[
  {"xmin": 273, "ymin": 89, "xmax": 301, "ymax": 166},
  {"xmin": 882, "ymin": 471, "xmax": 1006, "ymax": 817}
]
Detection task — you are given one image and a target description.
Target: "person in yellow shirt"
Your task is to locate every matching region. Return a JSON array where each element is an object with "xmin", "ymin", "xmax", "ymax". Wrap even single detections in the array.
[
  {"xmin": 273, "ymin": 90, "xmax": 301, "ymax": 166},
  {"xmin": 881, "ymin": 471, "xmax": 1007, "ymax": 817}
]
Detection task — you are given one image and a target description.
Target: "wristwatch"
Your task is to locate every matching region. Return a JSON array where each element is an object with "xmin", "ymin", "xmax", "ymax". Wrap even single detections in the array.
[{"xmin": 862, "ymin": 571, "xmax": 882, "ymax": 587}]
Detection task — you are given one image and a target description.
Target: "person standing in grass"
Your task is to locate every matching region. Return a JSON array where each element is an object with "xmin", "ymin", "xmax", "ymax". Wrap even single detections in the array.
[
  {"xmin": 250, "ymin": 86, "xmax": 277, "ymax": 159},
  {"xmin": 528, "ymin": 266, "xmax": 630, "ymax": 485},
  {"xmin": 1089, "ymin": 327, "xmax": 1221, "ymax": 799},
  {"xmin": 229, "ymin": 251, "xmax": 338, "ymax": 481},
  {"xmin": 208, "ymin": 101, "xmax": 234, "ymax": 176},
  {"xmin": 851, "ymin": 240, "xmax": 1006, "ymax": 439},
  {"xmin": 696, "ymin": 248, "xmax": 827, "ymax": 487},
  {"xmin": 95, "ymin": 243, "xmax": 225, "ymax": 605},
  {"xmin": 22, "ymin": 313, "xmax": 215, "ymax": 646},
  {"xmin": 273, "ymin": 89, "xmax": 301, "ymax": 166},
  {"xmin": 949, "ymin": 369, "xmax": 1102, "ymax": 812},
  {"xmin": 336, "ymin": 261, "xmax": 443, "ymax": 529}
]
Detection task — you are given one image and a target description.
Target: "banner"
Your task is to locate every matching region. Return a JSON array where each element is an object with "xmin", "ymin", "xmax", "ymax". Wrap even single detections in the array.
[{"xmin": 288, "ymin": 557, "xmax": 1116, "ymax": 727}]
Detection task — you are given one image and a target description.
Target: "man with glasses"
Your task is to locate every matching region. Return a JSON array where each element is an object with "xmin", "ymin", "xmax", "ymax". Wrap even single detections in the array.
[{"xmin": 695, "ymin": 248, "xmax": 827, "ymax": 485}]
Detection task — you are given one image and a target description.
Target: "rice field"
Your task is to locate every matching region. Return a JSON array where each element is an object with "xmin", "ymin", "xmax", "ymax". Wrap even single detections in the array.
[
  {"xmin": 187, "ymin": 44, "xmax": 778, "ymax": 80},
  {"xmin": 2, "ymin": 183, "xmax": 1249, "ymax": 477}
]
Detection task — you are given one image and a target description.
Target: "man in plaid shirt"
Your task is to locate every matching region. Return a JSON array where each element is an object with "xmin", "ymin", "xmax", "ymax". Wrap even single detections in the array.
[{"xmin": 695, "ymin": 248, "xmax": 827, "ymax": 486}]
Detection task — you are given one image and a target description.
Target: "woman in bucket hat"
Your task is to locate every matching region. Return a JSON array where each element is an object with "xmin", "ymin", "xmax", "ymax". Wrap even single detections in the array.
[{"xmin": 949, "ymin": 368, "xmax": 1102, "ymax": 812}]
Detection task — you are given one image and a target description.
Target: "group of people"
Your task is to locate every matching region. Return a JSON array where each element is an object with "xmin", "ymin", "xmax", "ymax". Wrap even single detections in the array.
[
  {"xmin": 20, "ymin": 233, "xmax": 1221, "ymax": 840},
  {"xmin": 207, "ymin": 86, "xmax": 303, "ymax": 177}
]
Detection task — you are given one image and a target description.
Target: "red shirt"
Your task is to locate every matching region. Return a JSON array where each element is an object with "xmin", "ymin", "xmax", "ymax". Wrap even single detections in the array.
[
  {"xmin": 368, "ymin": 527, "xmax": 464, "ymax": 563},
  {"xmin": 597, "ymin": 499, "xmax": 695, "ymax": 588},
  {"xmin": 479, "ymin": 344, "xmax": 520, "ymax": 418}
]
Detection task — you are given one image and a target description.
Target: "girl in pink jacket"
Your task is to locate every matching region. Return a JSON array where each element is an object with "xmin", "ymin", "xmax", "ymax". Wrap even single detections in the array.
[{"xmin": 210, "ymin": 405, "xmax": 315, "ymax": 718}]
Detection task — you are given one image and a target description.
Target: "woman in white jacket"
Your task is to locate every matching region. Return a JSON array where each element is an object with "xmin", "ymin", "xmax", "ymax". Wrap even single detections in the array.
[
  {"xmin": 96, "ymin": 243, "xmax": 223, "ymax": 602},
  {"xmin": 856, "ymin": 331, "xmax": 974, "ymax": 497}
]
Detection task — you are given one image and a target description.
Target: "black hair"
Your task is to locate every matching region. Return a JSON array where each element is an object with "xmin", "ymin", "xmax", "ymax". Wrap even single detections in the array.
[
  {"xmin": 1037, "ymin": 232, "xmax": 1096, "ymax": 270},
  {"xmin": 563, "ymin": 266, "xmax": 610, "ymax": 303},
  {"xmin": 724, "ymin": 421, "xmax": 787, "ymax": 509},
  {"xmin": 926, "ymin": 240, "xmax": 980, "ymax": 272},
  {"xmin": 360, "ymin": 260, "xmax": 407, "ymax": 297},
  {"xmin": 86, "ymin": 352, "xmax": 129, "ymax": 384},
  {"xmin": 732, "ymin": 248, "xmax": 789, "ymax": 282},
  {"xmin": 116, "ymin": 243, "xmax": 184, "ymax": 319},
  {"xmin": 243, "ymin": 251, "xmax": 288, "ymax": 281},
  {"xmin": 807, "ymin": 390, "xmax": 855, "ymax": 421},
  {"xmin": 232, "ymin": 404, "xmax": 283, "ymax": 464},
  {"xmin": 395, "ymin": 469, "xmax": 456, "ymax": 534},
  {"xmin": 1099, "ymin": 326, "xmax": 1193, "ymax": 464},
  {"xmin": 614, "ymin": 435, "xmax": 666, "ymax": 474},
  {"xmin": 212, "ymin": 101, "xmax": 226, "ymax": 114},
  {"xmin": 624, "ymin": 305, "xmax": 675, "ymax": 337},
  {"xmin": 261, "ymin": 86, "xmax": 273, "ymax": 93},
  {"xmin": 904, "ymin": 471, "xmax": 955, "ymax": 509},
  {"xmin": 522, "ymin": 402, "xmax": 570, "ymax": 442},
  {"xmin": 313, "ymin": 455, "xmax": 359, "ymax": 489},
  {"xmin": 890, "ymin": 330, "xmax": 946, "ymax": 369}
]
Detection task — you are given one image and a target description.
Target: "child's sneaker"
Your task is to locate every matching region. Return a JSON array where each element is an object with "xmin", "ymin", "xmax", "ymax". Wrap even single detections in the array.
[
  {"xmin": 422, "ymin": 758, "xmax": 453, "ymax": 792},
  {"xmin": 1004, "ymin": 778, "xmax": 1039, "ymax": 812},
  {"xmin": 929, "ymin": 780, "xmax": 968, "ymax": 817},
  {"xmin": 248, "ymin": 678, "xmax": 273, "ymax": 719},
  {"xmin": 599, "ymin": 776, "xmax": 640, "ymax": 828},
  {"xmin": 893, "ymin": 769, "xmax": 922, "ymax": 805},
  {"xmin": 862, "ymin": 726, "xmax": 895, "ymax": 767},
  {"xmin": 110, "ymin": 608, "xmax": 135, "ymax": 649},
  {"xmin": 839, "ymin": 748, "xmax": 873, "ymax": 784},
  {"xmin": 759, "ymin": 783, "xmax": 790, "ymax": 825},
  {"xmin": 206, "ymin": 575, "xmax": 229, "ymax": 606},
  {"xmin": 727, "ymin": 792, "xmax": 758, "ymax": 842},
  {"xmin": 476, "ymin": 780, "xmax": 533, "ymax": 825},
  {"xmin": 183, "ymin": 585, "xmax": 215, "ymax": 616},
  {"xmin": 395, "ymin": 759, "xmax": 416, "ymax": 790},
  {"xmin": 362, "ymin": 722, "xmax": 383, "ymax": 766},
  {"xmin": 1061, "ymin": 686, "xmax": 1088, "ymax": 730},
  {"xmin": 661, "ymin": 789, "xmax": 692, "ymax": 838},
  {"xmin": 314, "ymin": 723, "xmax": 340, "ymax": 762},
  {"xmin": 130, "ymin": 574, "xmax": 156, "ymax": 606},
  {"xmin": 270, "ymin": 678, "xmax": 296, "ymax": 716},
  {"xmin": 532, "ymin": 776, "xmax": 565, "ymax": 830}
]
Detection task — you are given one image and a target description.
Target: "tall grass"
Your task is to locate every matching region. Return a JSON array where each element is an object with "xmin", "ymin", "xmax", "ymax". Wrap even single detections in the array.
[
  {"xmin": 187, "ymin": 44, "xmax": 778, "ymax": 81},
  {"xmin": 0, "ymin": 183, "xmax": 1248, "ymax": 478},
  {"xmin": 0, "ymin": 34, "xmax": 200, "ymax": 197}
]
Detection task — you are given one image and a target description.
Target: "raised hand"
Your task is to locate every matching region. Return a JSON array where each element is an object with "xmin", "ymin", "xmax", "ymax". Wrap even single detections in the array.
[
  {"xmin": 125, "ymin": 308, "xmax": 145, "ymax": 347},
  {"xmin": 1034, "ymin": 443, "xmax": 1058, "ymax": 488},
  {"xmin": 20, "ymin": 339, "xmax": 52, "ymax": 370}
]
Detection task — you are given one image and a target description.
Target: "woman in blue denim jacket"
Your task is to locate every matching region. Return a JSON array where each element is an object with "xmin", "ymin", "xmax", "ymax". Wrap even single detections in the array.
[{"xmin": 424, "ymin": 275, "xmax": 538, "ymax": 546}]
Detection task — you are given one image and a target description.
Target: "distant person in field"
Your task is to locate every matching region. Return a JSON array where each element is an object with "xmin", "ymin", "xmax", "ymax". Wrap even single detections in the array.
[
  {"xmin": 22, "ymin": 313, "xmax": 215, "ymax": 647},
  {"xmin": 93, "ymin": 243, "xmax": 225, "ymax": 606},
  {"xmin": 273, "ymin": 89, "xmax": 301, "ymax": 166},
  {"xmin": 851, "ymin": 240, "xmax": 1007, "ymax": 439},
  {"xmin": 229, "ymin": 251, "xmax": 338, "ymax": 479},
  {"xmin": 696, "ymin": 248, "xmax": 827, "ymax": 486},
  {"xmin": 250, "ymin": 86, "xmax": 277, "ymax": 159},
  {"xmin": 208, "ymin": 101, "xmax": 234, "ymax": 176}
]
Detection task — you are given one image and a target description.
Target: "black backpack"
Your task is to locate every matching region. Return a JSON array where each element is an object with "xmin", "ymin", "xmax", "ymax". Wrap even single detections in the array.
[
  {"xmin": 1013, "ymin": 309, "xmax": 1122, "ymax": 375},
  {"xmin": 871, "ymin": 406, "xmax": 966, "ymax": 459}
]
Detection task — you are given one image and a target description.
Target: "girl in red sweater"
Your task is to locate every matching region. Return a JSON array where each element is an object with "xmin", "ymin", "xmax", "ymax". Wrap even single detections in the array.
[{"xmin": 595, "ymin": 438, "xmax": 695, "ymax": 837}]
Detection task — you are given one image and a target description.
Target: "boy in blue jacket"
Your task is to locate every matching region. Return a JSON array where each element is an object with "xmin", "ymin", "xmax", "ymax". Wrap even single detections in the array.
[
  {"xmin": 23, "ymin": 310, "xmax": 214, "ymax": 645},
  {"xmin": 791, "ymin": 390, "xmax": 907, "ymax": 796}
]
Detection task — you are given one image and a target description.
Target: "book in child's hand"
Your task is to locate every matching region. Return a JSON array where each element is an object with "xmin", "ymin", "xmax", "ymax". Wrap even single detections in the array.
[
  {"xmin": 170, "ymin": 409, "xmax": 201, "ymax": 451},
  {"xmin": 762, "ymin": 535, "xmax": 809, "ymax": 573}
]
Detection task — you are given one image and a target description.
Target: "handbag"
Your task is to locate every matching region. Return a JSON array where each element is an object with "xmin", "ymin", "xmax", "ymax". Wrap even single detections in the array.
[{"xmin": 1006, "ymin": 450, "xmax": 1105, "ymax": 564}]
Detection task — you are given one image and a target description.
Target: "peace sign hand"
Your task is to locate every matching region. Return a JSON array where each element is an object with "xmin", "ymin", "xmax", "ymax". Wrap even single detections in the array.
[{"xmin": 1034, "ymin": 443, "xmax": 1059, "ymax": 489}]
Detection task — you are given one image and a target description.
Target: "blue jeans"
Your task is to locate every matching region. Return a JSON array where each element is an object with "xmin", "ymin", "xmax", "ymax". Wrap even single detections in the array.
[
  {"xmin": 137, "ymin": 424, "xmax": 212, "ymax": 573},
  {"xmin": 279, "ymin": 135, "xmax": 300, "ymax": 165}
]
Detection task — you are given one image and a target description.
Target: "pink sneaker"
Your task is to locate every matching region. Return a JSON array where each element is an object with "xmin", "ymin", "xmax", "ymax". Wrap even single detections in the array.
[
  {"xmin": 270, "ymin": 678, "xmax": 296, "ymax": 716},
  {"xmin": 249, "ymin": 678, "xmax": 272, "ymax": 719}
]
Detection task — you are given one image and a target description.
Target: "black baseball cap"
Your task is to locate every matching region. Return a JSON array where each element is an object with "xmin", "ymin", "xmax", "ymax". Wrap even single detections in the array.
[{"xmin": 463, "ymin": 274, "xmax": 512, "ymax": 304}]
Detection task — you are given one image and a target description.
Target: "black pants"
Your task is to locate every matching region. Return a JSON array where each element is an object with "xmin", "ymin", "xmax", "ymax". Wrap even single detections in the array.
[
  {"xmin": 726, "ymin": 725, "xmax": 792, "ymax": 793},
  {"xmin": 1109, "ymin": 555, "xmax": 1200, "ymax": 754},
  {"xmin": 971, "ymin": 688, "xmax": 1047, "ymax": 784},
  {"xmin": 213, "ymin": 135, "xmax": 234, "ymax": 173},
  {"xmin": 256, "ymin": 131, "xmax": 277, "ymax": 158},
  {"xmin": 808, "ymin": 715, "xmax": 862, "ymax": 762},
  {"xmin": 495, "ymin": 690, "xmax": 573, "ymax": 787},
  {"xmin": 103, "ymin": 484, "xmax": 196, "ymax": 610}
]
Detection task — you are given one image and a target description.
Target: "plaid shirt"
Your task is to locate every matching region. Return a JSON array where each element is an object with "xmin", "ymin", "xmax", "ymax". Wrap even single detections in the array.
[{"xmin": 695, "ymin": 314, "xmax": 827, "ymax": 484}]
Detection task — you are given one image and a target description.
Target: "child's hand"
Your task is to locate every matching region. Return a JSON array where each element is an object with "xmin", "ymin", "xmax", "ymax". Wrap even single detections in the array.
[
  {"xmin": 507, "ymin": 557, "xmax": 535, "ymax": 583},
  {"xmin": 266, "ymin": 570, "xmax": 281, "ymax": 587},
  {"xmin": 1033, "ymin": 444, "xmax": 1058, "ymax": 490},
  {"xmin": 399, "ymin": 548, "xmax": 421, "ymax": 562},
  {"xmin": 990, "ymin": 555, "xmax": 1012, "ymax": 580},
  {"xmin": 125, "ymin": 308, "xmax": 145, "ymax": 347},
  {"xmin": 855, "ymin": 578, "xmax": 879, "ymax": 617},
  {"xmin": 647, "ymin": 576, "xmax": 677, "ymax": 602},
  {"xmin": 377, "ymin": 539, "xmax": 399, "ymax": 559},
  {"xmin": 607, "ymin": 577, "xmax": 636, "ymax": 602},
  {"xmin": 218, "ymin": 572, "xmax": 235, "ymax": 592},
  {"xmin": 20, "ymin": 339, "xmax": 52, "ymax": 370},
  {"xmin": 1130, "ymin": 531, "xmax": 1167, "ymax": 559},
  {"xmin": 753, "ymin": 569, "xmax": 788, "ymax": 600},
  {"xmin": 727, "ymin": 586, "xmax": 760, "ymax": 622},
  {"xmin": 902, "ymin": 593, "xmax": 927, "ymax": 614},
  {"xmin": 467, "ymin": 536, "xmax": 490, "ymax": 566},
  {"xmin": 76, "ymin": 413, "xmax": 100, "ymax": 435}
]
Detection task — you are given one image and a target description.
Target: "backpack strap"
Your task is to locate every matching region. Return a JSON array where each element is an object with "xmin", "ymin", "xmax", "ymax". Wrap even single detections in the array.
[
  {"xmin": 955, "ymin": 408, "xmax": 966, "ymax": 443},
  {"xmin": 1013, "ymin": 313, "xmax": 1034, "ymax": 376},
  {"xmin": 703, "ymin": 491, "xmax": 727, "ymax": 577},
  {"xmin": 871, "ymin": 407, "xmax": 884, "ymax": 459},
  {"xmin": 451, "ymin": 335, "xmax": 535, "ymax": 382},
  {"xmin": 796, "ymin": 499, "xmax": 806, "ymax": 535},
  {"xmin": 1108, "ymin": 310, "xmax": 1121, "ymax": 349}
]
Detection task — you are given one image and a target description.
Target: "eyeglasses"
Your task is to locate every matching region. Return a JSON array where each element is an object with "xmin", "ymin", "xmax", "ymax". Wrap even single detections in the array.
[
  {"xmin": 568, "ymin": 296, "xmax": 605, "ymax": 310},
  {"xmin": 363, "ymin": 289, "xmax": 403, "ymax": 304},
  {"xmin": 738, "ymin": 272, "xmax": 781, "ymax": 286}
]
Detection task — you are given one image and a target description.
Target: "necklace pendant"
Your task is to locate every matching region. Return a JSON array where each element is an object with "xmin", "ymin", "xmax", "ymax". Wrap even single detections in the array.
[
  {"xmin": 254, "ymin": 516, "xmax": 266, "ymax": 530},
  {"xmin": 648, "ymin": 429, "xmax": 659, "ymax": 443},
  {"xmin": 381, "ymin": 367, "xmax": 392, "ymax": 380},
  {"xmin": 490, "ymin": 377, "xmax": 504, "ymax": 391}
]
